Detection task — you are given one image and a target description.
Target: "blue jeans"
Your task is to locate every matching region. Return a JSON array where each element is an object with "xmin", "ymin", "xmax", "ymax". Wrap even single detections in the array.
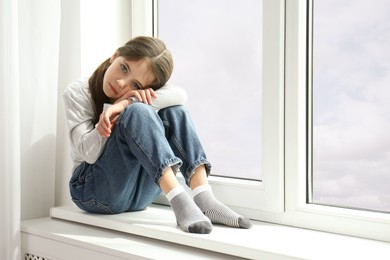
[{"xmin": 69, "ymin": 104, "xmax": 211, "ymax": 214}]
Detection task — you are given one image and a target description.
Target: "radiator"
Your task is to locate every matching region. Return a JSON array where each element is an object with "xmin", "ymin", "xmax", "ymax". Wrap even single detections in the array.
[{"xmin": 25, "ymin": 254, "xmax": 49, "ymax": 260}]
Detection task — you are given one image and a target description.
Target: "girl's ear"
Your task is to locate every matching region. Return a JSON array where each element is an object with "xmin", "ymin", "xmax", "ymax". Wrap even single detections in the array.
[{"xmin": 109, "ymin": 51, "xmax": 120, "ymax": 63}]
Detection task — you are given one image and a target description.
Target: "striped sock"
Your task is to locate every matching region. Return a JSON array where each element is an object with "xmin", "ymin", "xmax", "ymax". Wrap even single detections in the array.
[
  {"xmin": 166, "ymin": 185, "xmax": 213, "ymax": 234},
  {"xmin": 193, "ymin": 184, "xmax": 252, "ymax": 229}
]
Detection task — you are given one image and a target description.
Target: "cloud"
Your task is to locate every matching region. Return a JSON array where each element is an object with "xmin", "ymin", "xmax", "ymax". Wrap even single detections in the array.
[
  {"xmin": 313, "ymin": 0, "xmax": 390, "ymax": 211},
  {"xmin": 159, "ymin": 0, "xmax": 263, "ymax": 180}
]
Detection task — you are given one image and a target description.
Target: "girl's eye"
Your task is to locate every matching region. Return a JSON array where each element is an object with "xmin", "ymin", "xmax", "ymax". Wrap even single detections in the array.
[
  {"xmin": 120, "ymin": 64, "xmax": 128, "ymax": 73},
  {"xmin": 132, "ymin": 82, "xmax": 141, "ymax": 89}
]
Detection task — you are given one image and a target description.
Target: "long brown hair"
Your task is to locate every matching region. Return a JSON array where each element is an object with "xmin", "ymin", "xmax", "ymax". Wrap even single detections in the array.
[{"xmin": 88, "ymin": 36, "xmax": 174, "ymax": 124}]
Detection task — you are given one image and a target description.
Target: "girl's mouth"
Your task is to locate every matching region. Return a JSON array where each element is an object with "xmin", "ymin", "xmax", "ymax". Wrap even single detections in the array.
[{"xmin": 109, "ymin": 83, "xmax": 117, "ymax": 95}]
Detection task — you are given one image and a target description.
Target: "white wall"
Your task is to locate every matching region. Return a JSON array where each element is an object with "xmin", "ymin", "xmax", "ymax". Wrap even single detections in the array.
[
  {"xmin": 80, "ymin": 0, "xmax": 133, "ymax": 77},
  {"xmin": 19, "ymin": 0, "xmax": 60, "ymax": 220},
  {"xmin": 55, "ymin": 0, "xmax": 81, "ymax": 207}
]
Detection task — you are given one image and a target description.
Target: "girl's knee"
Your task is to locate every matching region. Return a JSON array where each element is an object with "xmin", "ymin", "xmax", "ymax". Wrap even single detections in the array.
[
  {"xmin": 158, "ymin": 105, "xmax": 187, "ymax": 118},
  {"xmin": 125, "ymin": 102, "xmax": 154, "ymax": 115},
  {"xmin": 120, "ymin": 103, "xmax": 156, "ymax": 124}
]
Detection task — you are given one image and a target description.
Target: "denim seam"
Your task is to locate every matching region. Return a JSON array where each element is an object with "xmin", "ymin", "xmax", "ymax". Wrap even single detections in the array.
[
  {"xmin": 120, "ymin": 121, "xmax": 159, "ymax": 172},
  {"xmin": 163, "ymin": 120, "xmax": 188, "ymax": 160},
  {"xmin": 157, "ymin": 158, "xmax": 183, "ymax": 184},
  {"xmin": 185, "ymin": 158, "xmax": 212, "ymax": 186},
  {"xmin": 72, "ymin": 198, "xmax": 115, "ymax": 214}
]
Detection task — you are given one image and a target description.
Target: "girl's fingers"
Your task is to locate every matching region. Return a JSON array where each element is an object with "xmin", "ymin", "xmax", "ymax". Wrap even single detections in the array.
[
  {"xmin": 97, "ymin": 123, "xmax": 110, "ymax": 137},
  {"xmin": 139, "ymin": 89, "xmax": 156, "ymax": 105},
  {"xmin": 97, "ymin": 112, "xmax": 112, "ymax": 137},
  {"xmin": 139, "ymin": 90, "xmax": 148, "ymax": 104},
  {"xmin": 115, "ymin": 88, "xmax": 157, "ymax": 105},
  {"xmin": 101, "ymin": 122, "xmax": 111, "ymax": 137},
  {"xmin": 111, "ymin": 115, "xmax": 119, "ymax": 126},
  {"xmin": 133, "ymin": 91, "xmax": 143, "ymax": 102},
  {"xmin": 104, "ymin": 113, "xmax": 111, "ymax": 126},
  {"xmin": 145, "ymin": 89, "xmax": 154, "ymax": 105},
  {"xmin": 150, "ymin": 88, "xmax": 157, "ymax": 98}
]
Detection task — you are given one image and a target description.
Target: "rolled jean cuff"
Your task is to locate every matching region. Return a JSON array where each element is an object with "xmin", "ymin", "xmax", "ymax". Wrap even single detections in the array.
[
  {"xmin": 156, "ymin": 158, "xmax": 183, "ymax": 184},
  {"xmin": 185, "ymin": 159, "xmax": 212, "ymax": 186}
]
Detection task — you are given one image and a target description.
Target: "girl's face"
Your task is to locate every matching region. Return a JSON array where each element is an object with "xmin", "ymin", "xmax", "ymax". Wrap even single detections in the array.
[{"xmin": 103, "ymin": 52, "xmax": 155, "ymax": 102}]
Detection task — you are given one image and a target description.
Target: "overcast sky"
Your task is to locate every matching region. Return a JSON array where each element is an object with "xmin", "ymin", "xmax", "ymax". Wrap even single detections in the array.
[
  {"xmin": 159, "ymin": 0, "xmax": 262, "ymax": 180},
  {"xmin": 313, "ymin": 0, "xmax": 390, "ymax": 212}
]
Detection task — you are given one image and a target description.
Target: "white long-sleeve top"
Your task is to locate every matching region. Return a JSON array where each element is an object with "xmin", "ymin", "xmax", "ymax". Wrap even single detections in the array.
[{"xmin": 63, "ymin": 77, "xmax": 187, "ymax": 171}]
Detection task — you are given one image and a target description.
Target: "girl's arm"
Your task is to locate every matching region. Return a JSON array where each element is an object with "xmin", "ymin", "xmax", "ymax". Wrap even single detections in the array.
[
  {"xmin": 150, "ymin": 84, "xmax": 187, "ymax": 110},
  {"xmin": 115, "ymin": 85, "xmax": 187, "ymax": 110},
  {"xmin": 63, "ymin": 83, "xmax": 107, "ymax": 164},
  {"xmin": 71, "ymin": 121, "xmax": 107, "ymax": 164}
]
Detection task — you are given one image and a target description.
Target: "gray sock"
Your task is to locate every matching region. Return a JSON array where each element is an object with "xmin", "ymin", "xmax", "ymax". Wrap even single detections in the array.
[
  {"xmin": 193, "ymin": 185, "xmax": 252, "ymax": 229},
  {"xmin": 167, "ymin": 186, "xmax": 213, "ymax": 234}
]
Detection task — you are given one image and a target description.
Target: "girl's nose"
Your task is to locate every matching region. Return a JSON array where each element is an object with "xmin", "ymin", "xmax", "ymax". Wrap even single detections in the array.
[{"xmin": 117, "ymin": 79, "xmax": 126, "ymax": 89}]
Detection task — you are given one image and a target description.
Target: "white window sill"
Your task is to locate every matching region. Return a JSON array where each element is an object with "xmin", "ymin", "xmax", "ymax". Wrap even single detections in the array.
[
  {"xmin": 22, "ymin": 205, "xmax": 390, "ymax": 259},
  {"xmin": 21, "ymin": 217, "xmax": 240, "ymax": 259}
]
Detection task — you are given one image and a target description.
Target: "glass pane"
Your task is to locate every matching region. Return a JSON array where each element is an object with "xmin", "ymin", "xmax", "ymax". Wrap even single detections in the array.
[
  {"xmin": 158, "ymin": 0, "xmax": 262, "ymax": 180},
  {"xmin": 312, "ymin": 0, "xmax": 390, "ymax": 212}
]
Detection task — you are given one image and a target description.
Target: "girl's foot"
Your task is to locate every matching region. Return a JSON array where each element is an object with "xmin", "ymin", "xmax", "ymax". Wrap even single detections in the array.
[
  {"xmin": 167, "ymin": 185, "xmax": 213, "ymax": 234},
  {"xmin": 193, "ymin": 184, "xmax": 252, "ymax": 229}
]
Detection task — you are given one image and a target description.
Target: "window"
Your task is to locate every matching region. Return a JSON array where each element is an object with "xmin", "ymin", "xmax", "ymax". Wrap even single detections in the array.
[
  {"xmin": 311, "ymin": 0, "xmax": 390, "ymax": 213},
  {"xmin": 283, "ymin": 0, "xmax": 390, "ymax": 242},
  {"xmin": 158, "ymin": 0, "xmax": 262, "ymax": 181},
  {"xmin": 132, "ymin": 0, "xmax": 390, "ymax": 242}
]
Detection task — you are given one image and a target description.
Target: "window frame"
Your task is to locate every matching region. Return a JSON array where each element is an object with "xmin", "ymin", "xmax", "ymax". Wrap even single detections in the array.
[
  {"xmin": 132, "ymin": 0, "xmax": 286, "ymax": 215},
  {"xmin": 131, "ymin": 0, "xmax": 390, "ymax": 243},
  {"xmin": 282, "ymin": 0, "xmax": 390, "ymax": 242}
]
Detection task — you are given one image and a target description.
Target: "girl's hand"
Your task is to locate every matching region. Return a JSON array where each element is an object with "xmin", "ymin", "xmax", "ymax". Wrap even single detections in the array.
[
  {"xmin": 116, "ymin": 88, "xmax": 157, "ymax": 105},
  {"xmin": 96, "ymin": 102, "xmax": 126, "ymax": 137}
]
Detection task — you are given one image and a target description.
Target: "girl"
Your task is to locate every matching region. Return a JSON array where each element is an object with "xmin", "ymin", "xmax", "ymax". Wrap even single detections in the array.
[{"xmin": 63, "ymin": 36, "xmax": 251, "ymax": 234}]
